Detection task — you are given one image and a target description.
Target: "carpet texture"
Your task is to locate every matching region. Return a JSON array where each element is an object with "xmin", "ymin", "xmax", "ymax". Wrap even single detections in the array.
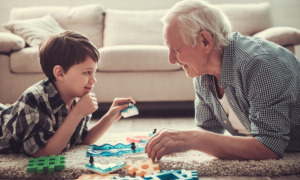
[{"xmin": 1, "ymin": 132, "xmax": 300, "ymax": 179}]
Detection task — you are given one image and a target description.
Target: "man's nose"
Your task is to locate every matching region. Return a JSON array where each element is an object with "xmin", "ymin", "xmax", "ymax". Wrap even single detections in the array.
[{"xmin": 168, "ymin": 51, "xmax": 177, "ymax": 64}]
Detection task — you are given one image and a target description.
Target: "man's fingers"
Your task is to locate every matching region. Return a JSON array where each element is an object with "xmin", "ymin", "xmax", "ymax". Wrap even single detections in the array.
[{"xmin": 156, "ymin": 146, "xmax": 169, "ymax": 161}]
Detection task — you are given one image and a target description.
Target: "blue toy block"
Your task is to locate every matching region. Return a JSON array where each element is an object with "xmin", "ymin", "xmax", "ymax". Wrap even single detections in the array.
[
  {"xmin": 143, "ymin": 170, "xmax": 198, "ymax": 180},
  {"xmin": 87, "ymin": 143, "xmax": 145, "ymax": 157},
  {"xmin": 86, "ymin": 161, "xmax": 125, "ymax": 175},
  {"xmin": 27, "ymin": 155, "xmax": 65, "ymax": 174},
  {"xmin": 113, "ymin": 176, "xmax": 144, "ymax": 180},
  {"xmin": 121, "ymin": 101, "xmax": 139, "ymax": 118}
]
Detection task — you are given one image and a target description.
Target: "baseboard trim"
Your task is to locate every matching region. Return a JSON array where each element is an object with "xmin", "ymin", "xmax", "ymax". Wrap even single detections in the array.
[{"xmin": 92, "ymin": 101, "xmax": 194, "ymax": 119}]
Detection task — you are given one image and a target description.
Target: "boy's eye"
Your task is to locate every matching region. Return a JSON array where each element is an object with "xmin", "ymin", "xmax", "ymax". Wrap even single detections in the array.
[{"xmin": 84, "ymin": 71, "xmax": 91, "ymax": 75}]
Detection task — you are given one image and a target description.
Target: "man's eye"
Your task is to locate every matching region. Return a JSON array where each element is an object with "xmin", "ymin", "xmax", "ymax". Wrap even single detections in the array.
[{"xmin": 173, "ymin": 48, "xmax": 180, "ymax": 53}]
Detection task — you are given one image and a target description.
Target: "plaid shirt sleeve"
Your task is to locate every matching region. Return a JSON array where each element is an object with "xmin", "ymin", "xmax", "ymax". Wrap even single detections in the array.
[
  {"xmin": 9, "ymin": 98, "xmax": 55, "ymax": 155},
  {"xmin": 1, "ymin": 80, "xmax": 91, "ymax": 156}
]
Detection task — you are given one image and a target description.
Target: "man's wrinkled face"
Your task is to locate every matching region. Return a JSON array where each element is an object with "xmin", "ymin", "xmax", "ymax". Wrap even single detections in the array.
[{"xmin": 164, "ymin": 21, "xmax": 209, "ymax": 78}]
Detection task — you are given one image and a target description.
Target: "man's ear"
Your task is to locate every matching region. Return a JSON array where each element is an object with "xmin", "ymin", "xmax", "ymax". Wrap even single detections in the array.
[
  {"xmin": 53, "ymin": 65, "xmax": 65, "ymax": 81},
  {"xmin": 197, "ymin": 30, "xmax": 213, "ymax": 52}
]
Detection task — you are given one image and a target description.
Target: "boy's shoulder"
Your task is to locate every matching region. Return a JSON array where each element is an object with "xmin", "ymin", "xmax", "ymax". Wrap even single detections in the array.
[{"xmin": 17, "ymin": 79, "xmax": 59, "ymax": 108}]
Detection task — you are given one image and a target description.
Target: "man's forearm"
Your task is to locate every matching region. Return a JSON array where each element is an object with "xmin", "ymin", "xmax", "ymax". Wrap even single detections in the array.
[{"xmin": 189, "ymin": 130, "xmax": 279, "ymax": 160}]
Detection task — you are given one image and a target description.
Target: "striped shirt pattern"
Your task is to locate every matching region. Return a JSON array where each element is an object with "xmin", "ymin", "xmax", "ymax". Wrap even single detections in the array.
[
  {"xmin": 194, "ymin": 32, "xmax": 300, "ymax": 157},
  {"xmin": 0, "ymin": 80, "xmax": 90, "ymax": 155}
]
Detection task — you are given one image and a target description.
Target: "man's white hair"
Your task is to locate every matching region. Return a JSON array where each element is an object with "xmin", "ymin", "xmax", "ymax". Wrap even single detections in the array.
[{"xmin": 162, "ymin": 0, "xmax": 232, "ymax": 48}]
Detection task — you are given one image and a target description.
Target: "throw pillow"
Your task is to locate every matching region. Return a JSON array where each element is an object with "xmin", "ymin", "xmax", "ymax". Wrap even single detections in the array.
[
  {"xmin": 9, "ymin": 4, "xmax": 105, "ymax": 48},
  {"xmin": 2, "ymin": 15, "xmax": 65, "ymax": 47},
  {"xmin": 0, "ymin": 32, "xmax": 25, "ymax": 53},
  {"xmin": 103, "ymin": 9, "xmax": 167, "ymax": 46},
  {"xmin": 253, "ymin": 26, "xmax": 300, "ymax": 46}
]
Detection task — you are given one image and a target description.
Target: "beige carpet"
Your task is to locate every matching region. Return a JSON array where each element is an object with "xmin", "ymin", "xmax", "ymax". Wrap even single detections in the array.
[{"xmin": 1, "ymin": 131, "xmax": 300, "ymax": 179}]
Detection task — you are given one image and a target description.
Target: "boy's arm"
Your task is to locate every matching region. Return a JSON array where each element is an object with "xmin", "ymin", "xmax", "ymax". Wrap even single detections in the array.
[
  {"xmin": 33, "ymin": 93, "xmax": 97, "ymax": 157},
  {"xmin": 82, "ymin": 97, "xmax": 132, "ymax": 145},
  {"xmin": 33, "ymin": 111, "xmax": 84, "ymax": 157}
]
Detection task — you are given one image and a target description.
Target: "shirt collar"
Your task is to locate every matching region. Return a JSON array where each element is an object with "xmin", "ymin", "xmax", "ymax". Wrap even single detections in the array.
[
  {"xmin": 219, "ymin": 32, "xmax": 239, "ymax": 87},
  {"xmin": 42, "ymin": 79, "xmax": 66, "ymax": 114}
]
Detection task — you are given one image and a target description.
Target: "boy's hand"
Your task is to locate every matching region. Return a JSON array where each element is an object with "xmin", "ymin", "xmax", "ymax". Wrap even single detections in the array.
[
  {"xmin": 106, "ymin": 97, "xmax": 135, "ymax": 121},
  {"xmin": 73, "ymin": 93, "xmax": 98, "ymax": 117}
]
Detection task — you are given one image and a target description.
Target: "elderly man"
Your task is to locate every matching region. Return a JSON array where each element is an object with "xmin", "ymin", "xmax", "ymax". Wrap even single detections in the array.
[{"xmin": 145, "ymin": 0, "xmax": 300, "ymax": 160}]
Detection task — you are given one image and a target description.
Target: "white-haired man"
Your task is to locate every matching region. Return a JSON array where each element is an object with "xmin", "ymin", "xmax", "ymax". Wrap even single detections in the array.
[{"xmin": 145, "ymin": 0, "xmax": 300, "ymax": 160}]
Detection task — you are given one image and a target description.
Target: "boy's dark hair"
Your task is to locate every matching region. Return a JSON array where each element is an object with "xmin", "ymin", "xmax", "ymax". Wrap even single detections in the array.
[{"xmin": 39, "ymin": 31, "xmax": 100, "ymax": 82}]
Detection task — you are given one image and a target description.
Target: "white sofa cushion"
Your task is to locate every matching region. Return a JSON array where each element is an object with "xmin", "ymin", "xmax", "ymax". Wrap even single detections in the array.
[
  {"xmin": 10, "ymin": 47, "xmax": 41, "ymax": 73},
  {"xmin": 3, "ymin": 15, "xmax": 64, "ymax": 47},
  {"xmin": 217, "ymin": 3, "xmax": 272, "ymax": 36},
  {"xmin": 253, "ymin": 26, "xmax": 300, "ymax": 46},
  {"xmin": 103, "ymin": 9, "xmax": 166, "ymax": 46},
  {"xmin": 0, "ymin": 32, "xmax": 25, "ymax": 53},
  {"xmin": 98, "ymin": 45, "xmax": 181, "ymax": 71},
  {"xmin": 9, "ymin": 4, "xmax": 105, "ymax": 48}
]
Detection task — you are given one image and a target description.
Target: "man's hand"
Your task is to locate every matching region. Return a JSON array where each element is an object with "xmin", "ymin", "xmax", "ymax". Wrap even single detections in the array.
[
  {"xmin": 72, "ymin": 93, "xmax": 98, "ymax": 118},
  {"xmin": 145, "ymin": 129, "xmax": 191, "ymax": 161}
]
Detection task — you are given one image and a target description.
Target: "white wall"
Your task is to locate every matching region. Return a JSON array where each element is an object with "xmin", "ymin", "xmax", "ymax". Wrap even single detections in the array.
[{"xmin": 1, "ymin": 0, "xmax": 300, "ymax": 57}]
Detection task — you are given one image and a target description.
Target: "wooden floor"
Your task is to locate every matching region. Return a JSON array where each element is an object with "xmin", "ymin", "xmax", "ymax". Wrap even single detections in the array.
[{"xmin": 89, "ymin": 117, "xmax": 300, "ymax": 180}]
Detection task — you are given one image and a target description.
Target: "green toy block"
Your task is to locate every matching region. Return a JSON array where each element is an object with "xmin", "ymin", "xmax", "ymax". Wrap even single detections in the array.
[{"xmin": 27, "ymin": 155, "xmax": 65, "ymax": 174}]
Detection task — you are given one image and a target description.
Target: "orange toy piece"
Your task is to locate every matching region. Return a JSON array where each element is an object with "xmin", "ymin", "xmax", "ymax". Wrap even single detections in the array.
[
  {"xmin": 76, "ymin": 173, "xmax": 117, "ymax": 179},
  {"xmin": 126, "ymin": 158, "xmax": 160, "ymax": 177},
  {"xmin": 126, "ymin": 136, "xmax": 150, "ymax": 143}
]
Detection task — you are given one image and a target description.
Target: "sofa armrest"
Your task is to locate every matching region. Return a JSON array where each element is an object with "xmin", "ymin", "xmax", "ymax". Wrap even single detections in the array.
[
  {"xmin": 253, "ymin": 27, "xmax": 300, "ymax": 47},
  {"xmin": 0, "ymin": 32, "xmax": 25, "ymax": 54}
]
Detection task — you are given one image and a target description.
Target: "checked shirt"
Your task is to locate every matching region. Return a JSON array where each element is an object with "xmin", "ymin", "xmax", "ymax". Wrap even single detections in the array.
[
  {"xmin": 194, "ymin": 32, "xmax": 300, "ymax": 157},
  {"xmin": 0, "ymin": 80, "xmax": 90, "ymax": 155}
]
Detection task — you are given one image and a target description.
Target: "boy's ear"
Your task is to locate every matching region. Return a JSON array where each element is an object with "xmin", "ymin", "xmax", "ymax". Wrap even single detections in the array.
[
  {"xmin": 197, "ymin": 30, "xmax": 213, "ymax": 52},
  {"xmin": 53, "ymin": 65, "xmax": 65, "ymax": 81}
]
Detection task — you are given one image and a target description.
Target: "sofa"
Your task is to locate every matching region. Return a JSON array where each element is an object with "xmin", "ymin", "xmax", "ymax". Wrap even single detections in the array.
[{"xmin": 1, "ymin": 2, "xmax": 300, "ymax": 106}]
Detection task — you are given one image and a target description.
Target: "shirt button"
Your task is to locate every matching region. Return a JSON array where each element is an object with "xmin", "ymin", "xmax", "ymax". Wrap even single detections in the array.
[{"xmin": 224, "ymin": 120, "xmax": 228, "ymax": 124}]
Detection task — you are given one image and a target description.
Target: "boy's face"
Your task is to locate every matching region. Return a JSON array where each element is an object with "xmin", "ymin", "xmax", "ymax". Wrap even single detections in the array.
[{"xmin": 63, "ymin": 57, "xmax": 98, "ymax": 98}]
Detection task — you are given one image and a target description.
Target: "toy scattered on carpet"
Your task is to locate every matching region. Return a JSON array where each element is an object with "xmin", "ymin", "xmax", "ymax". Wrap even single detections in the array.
[
  {"xmin": 121, "ymin": 100, "xmax": 139, "ymax": 118},
  {"xmin": 144, "ymin": 170, "xmax": 198, "ymax": 180},
  {"xmin": 87, "ymin": 142, "xmax": 145, "ymax": 157},
  {"xmin": 76, "ymin": 173, "xmax": 117, "ymax": 179},
  {"xmin": 126, "ymin": 129, "xmax": 157, "ymax": 144},
  {"xmin": 126, "ymin": 135, "xmax": 150, "ymax": 144},
  {"xmin": 85, "ymin": 155, "xmax": 126, "ymax": 175},
  {"xmin": 27, "ymin": 155, "xmax": 65, "ymax": 174},
  {"xmin": 108, "ymin": 169, "xmax": 198, "ymax": 180},
  {"xmin": 126, "ymin": 158, "xmax": 160, "ymax": 177}
]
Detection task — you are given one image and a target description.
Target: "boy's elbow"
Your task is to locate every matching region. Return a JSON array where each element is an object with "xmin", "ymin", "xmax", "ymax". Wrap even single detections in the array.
[{"xmin": 33, "ymin": 147, "xmax": 61, "ymax": 158}]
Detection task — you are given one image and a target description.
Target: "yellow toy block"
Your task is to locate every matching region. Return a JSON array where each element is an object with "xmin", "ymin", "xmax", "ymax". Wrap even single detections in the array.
[
  {"xmin": 126, "ymin": 158, "xmax": 160, "ymax": 177},
  {"xmin": 76, "ymin": 173, "xmax": 117, "ymax": 179}
]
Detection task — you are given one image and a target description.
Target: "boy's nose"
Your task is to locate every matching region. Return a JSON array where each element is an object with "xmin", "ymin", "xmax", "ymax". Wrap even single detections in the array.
[{"xmin": 90, "ymin": 75, "xmax": 97, "ymax": 84}]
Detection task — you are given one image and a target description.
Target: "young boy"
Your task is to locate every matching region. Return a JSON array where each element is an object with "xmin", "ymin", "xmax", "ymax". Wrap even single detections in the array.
[{"xmin": 0, "ymin": 31, "xmax": 133, "ymax": 157}]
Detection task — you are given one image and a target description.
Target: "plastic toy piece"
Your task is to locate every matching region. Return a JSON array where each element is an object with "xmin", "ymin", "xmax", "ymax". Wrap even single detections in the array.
[
  {"xmin": 85, "ymin": 155, "xmax": 126, "ymax": 175},
  {"xmin": 143, "ymin": 170, "xmax": 198, "ymax": 180},
  {"xmin": 126, "ymin": 135, "xmax": 150, "ymax": 143},
  {"xmin": 76, "ymin": 173, "xmax": 117, "ymax": 179},
  {"xmin": 126, "ymin": 158, "xmax": 160, "ymax": 177},
  {"xmin": 127, "ymin": 129, "xmax": 157, "ymax": 144},
  {"xmin": 87, "ymin": 142, "xmax": 145, "ymax": 157},
  {"xmin": 27, "ymin": 155, "xmax": 65, "ymax": 174},
  {"xmin": 113, "ymin": 176, "xmax": 144, "ymax": 180},
  {"xmin": 149, "ymin": 129, "xmax": 157, "ymax": 137},
  {"xmin": 121, "ymin": 101, "xmax": 139, "ymax": 118}
]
